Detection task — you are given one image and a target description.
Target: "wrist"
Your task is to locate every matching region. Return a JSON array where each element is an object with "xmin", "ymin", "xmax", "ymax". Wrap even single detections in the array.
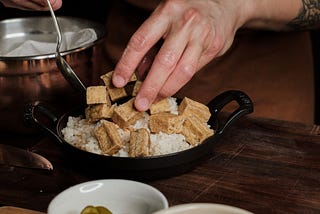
[{"xmin": 240, "ymin": 0, "xmax": 302, "ymax": 30}]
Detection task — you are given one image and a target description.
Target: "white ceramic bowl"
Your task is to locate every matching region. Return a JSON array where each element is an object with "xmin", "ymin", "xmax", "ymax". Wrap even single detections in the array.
[
  {"xmin": 47, "ymin": 179, "xmax": 168, "ymax": 214},
  {"xmin": 152, "ymin": 203, "xmax": 253, "ymax": 214}
]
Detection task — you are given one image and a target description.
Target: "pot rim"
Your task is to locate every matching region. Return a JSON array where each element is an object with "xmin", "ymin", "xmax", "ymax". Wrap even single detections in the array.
[{"xmin": 0, "ymin": 16, "xmax": 106, "ymax": 60}]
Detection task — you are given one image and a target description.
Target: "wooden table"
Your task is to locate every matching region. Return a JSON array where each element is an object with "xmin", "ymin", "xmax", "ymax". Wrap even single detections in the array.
[{"xmin": 1, "ymin": 114, "xmax": 320, "ymax": 214}]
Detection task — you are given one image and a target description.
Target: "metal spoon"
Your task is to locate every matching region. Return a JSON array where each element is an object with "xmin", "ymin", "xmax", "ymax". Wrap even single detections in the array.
[{"xmin": 46, "ymin": 0, "xmax": 86, "ymax": 96}]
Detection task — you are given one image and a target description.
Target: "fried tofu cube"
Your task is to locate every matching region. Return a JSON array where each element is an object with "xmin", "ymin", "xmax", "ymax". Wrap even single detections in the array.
[
  {"xmin": 132, "ymin": 80, "xmax": 142, "ymax": 97},
  {"xmin": 85, "ymin": 103, "xmax": 116, "ymax": 123},
  {"xmin": 150, "ymin": 98, "xmax": 171, "ymax": 115},
  {"xmin": 100, "ymin": 71, "xmax": 114, "ymax": 87},
  {"xmin": 178, "ymin": 97, "xmax": 211, "ymax": 122},
  {"xmin": 129, "ymin": 72, "xmax": 138, "ymax": 82},
  {"xmin": 93, "ymin": 120, "xmax": 123, "ymax": 155},
  {"xmin": 109, "ymin": 88, "xmax": 128, "ymax": 102},
  {"xmin": 86, "ymin": 86, "xmax": 110, "ymax": 105},
  {"xmin": 149, "ymin": 113, "xmax": 184, "ymax": 134},
  {"xmin": 100, "ymin": 72, "xmax": 128, "ymax": 101},
  {"xmin": 100, "ymin": 71, "xmax": 137, "ymax": 102},
  {"xmin": 111, "ymin": 98, "xmax": 143, "ymax": 129},
  {"xmin": 101, "ymin": 71, "xmax": 137, "ymax": 84},
  {"xmin": 129, "ymin": 128, "xmax": 150, "ymax": 157},
  {"xmin": 181, "ymin": 116, "xmax": 214, "ymax": 146}
]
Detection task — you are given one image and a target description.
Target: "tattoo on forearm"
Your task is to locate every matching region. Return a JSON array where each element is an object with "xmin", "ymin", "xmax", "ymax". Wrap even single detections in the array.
[{"xmin": 287, "ymin": 0, "xmax": 320, "ymax": 29}]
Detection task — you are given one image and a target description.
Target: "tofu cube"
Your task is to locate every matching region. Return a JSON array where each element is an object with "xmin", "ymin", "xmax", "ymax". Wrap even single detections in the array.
[
  {"xmin": 129, "ymin": 128, "xmax": 150, "ymax": 157},
  {"xmin": 149, "ymin": 98, "xmax": 171, "ymax": 115},
  {"xmin": 101, "ymin": 71, "xmax": 137, "ymax": 85},
  {"xmin": 111, "ymin": 98, "xmax": 143, "ymax": 129},
  {"xmin": 86, "ymin": 86, "xmax": 110, "ymax": 105},
  {"xmin": 149, "ymin": 113, "xmax": 184, "ymax": 134},
  {"xmin": 129, "ymin": 72, "xmax": 138, "ymax": 82},
  {"xmin": 100, "ymin": 71, "xmax": 128, "ymax": 101},
  {"xmin": 93, "ymin": 120, "xmax": 123, "ymax": 155},
  {"xmin": 178, "ymin": 97, "xmax": 211, "ymax": 122},
  {"xmin": 181, "ymin": 116, "xmax": 214, "ymax": 146},
  {"xmin": 132, "ymin": 80, "xmax": 142, "ymax": 97},
  {"xmin": 85, "ymin": 103, "xmax": 116, "ymax": 123},
  {"xmin": 109, "ymin": 88, "xmax": 128, "ymax": 102},
  {"xmin": 100, "ymin": 71, "xmax": 114, "ymax": 87}
]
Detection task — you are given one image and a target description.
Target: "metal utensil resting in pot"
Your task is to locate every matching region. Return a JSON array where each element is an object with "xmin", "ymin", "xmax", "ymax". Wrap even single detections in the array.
[
  {"xmin": 0, "ymin": 15, "xmax": 106, "ymax": 134},
  {"xmin": 46, "ymin": 0, "xmax": 86, "ymax": 96}
]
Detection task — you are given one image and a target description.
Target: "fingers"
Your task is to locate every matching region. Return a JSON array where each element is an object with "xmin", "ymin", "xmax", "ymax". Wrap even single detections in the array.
[
  {"xmin": 134, "ymin": 14, "xmax": 220, "ymax": 111},
  {"xmin": 134, "ymin": 25, "xmax": 190, "ymax": 111},
  {"xmin": 156, "ymin": 15, "xmax": 220, "ymax": 101},
  {"xmin": 156, "ymin": 41, "xmax": 203, "ymax": 100},
  {"xmin": 1, "ymin": 0, "xmax": 62, "ymax": 10},
  {"xmin": 112, "ymin": 7, "xmax": 169, "ymax": 88},
  {"xmin": 162, "ymin": 38, "xmax": 221, "ymax": 99},
  {"xmin": 112, "ymin": 0, "xmax": 233, "ymax": 112},
  {"xmin": 46, "ymin": 0, "xmax": 62, "ymax": 10},
  {"xmin": 135, "ymin": 40, "xmax": 163, "ymax": 80},
  {"xmin": 35, "ymin": 0, "xmax": 62, "ymax": 10}
]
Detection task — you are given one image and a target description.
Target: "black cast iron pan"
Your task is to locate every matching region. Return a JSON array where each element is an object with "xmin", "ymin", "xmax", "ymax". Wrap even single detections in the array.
[{"xmin": 24, "ymin": 90, "xmax": 253, "ymax": 180}]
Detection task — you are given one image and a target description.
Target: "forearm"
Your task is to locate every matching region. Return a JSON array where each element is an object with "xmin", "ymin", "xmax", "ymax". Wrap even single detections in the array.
[{"xmin": 243, "ymin": 0, "xmax": 320, "ymax": 30}]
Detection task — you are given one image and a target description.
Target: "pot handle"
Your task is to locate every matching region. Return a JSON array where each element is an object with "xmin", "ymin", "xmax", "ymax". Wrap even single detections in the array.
[
  {"xmin": 208, "ymin": 90, "xmax": 253, "ymax": 135},
  {"xmin": 24, "ymin": 101, "xmax": 63, "ymax": 144}
]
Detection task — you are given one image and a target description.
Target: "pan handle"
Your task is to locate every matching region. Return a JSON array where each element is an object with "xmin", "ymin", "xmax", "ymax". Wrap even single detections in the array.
[
  {"xmin": 24, "ymin": 101, "xmax": 63, "ymax": 144},
  {"xmin": 207, "ymin": 90, "xmax": 253, "ymax": 135}
]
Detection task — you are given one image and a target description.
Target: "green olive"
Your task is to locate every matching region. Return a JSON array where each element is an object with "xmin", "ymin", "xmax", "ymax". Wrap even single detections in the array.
[
  {"xmin": 80, "ymin": 205, "xmax": 100, "ymax": 214},
  {"xmin": 80, "ymin": 205, "xmax": 112, "ymax": 214},
  {"xmin": 96, "ymin": 206, "xmax": 112, "ymax": 214}
]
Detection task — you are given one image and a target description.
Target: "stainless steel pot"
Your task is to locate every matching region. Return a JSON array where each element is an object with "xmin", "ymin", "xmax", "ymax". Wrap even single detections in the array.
[{"xmin": 0, "ymin": 16, "xmax": 106, "ymax": 134}]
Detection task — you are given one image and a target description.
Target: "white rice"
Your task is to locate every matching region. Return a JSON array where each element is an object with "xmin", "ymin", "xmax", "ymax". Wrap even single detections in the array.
[
  {"xmin": 62, "ymin": 116, "xmax": 192, "ymax": 157},
  {"xmin": 150, "ymin": 132, "xmax": 191, "ymax": 156},
  {"xmin": 61, "ymin": 117, "xmax": 101, "ymax": 154},
  {"xmin": 168, "ymin": 97, "xmax": 179, "ymax": 115},
  {"xmin": 61, "ymin": 97, "xmax": 196, "ymax": 157}
]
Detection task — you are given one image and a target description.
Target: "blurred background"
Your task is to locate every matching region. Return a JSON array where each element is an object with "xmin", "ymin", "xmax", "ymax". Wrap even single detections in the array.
[{"xmin": 0, "ymin": 0, "xmax": 319, "ymax": 124}]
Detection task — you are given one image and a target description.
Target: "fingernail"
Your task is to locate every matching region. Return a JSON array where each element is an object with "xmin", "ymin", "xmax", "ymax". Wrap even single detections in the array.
[
  {"xmin": 135, "ymin": 97, "xmax": 149, "ymax": 111},
  {"xmin": 112, "ymin": 74, "xmax": 125, "ymax": 87},
  {"xmin": 43, "ymin": 0, "xmax": 54, "ymax": 6}
]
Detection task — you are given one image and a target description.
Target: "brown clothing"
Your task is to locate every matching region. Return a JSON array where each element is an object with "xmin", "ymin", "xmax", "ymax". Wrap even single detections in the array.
[{"xmin": 104, "ymin": 1, "xmax": 315, "ymax": 124}]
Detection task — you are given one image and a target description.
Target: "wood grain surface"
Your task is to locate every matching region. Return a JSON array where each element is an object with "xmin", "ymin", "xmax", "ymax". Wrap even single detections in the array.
[
  {"xmin": 0, "ymin": 115, "xmax": 320, "ymax": 213},
  {"xmin": 0, "ymin": 206, "xmax": 44, "ymax": 214}
]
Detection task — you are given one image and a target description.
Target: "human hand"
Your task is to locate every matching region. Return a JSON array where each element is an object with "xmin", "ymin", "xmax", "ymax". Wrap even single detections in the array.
[
  {"xmin": 0, "ymin": 0, "xmax": 62, "ymax": 10},
  {"xmin": 112, "ymin": 0, "xmax": 252, "ymax": 111}
]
